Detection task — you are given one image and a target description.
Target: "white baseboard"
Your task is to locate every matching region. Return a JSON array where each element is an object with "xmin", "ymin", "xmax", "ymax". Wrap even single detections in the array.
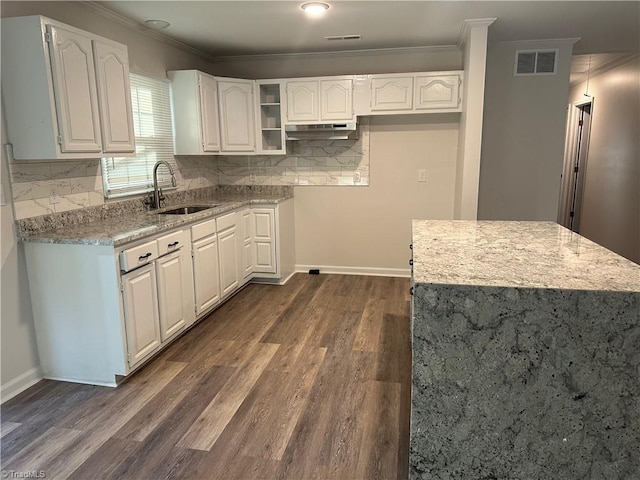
[
  {"xmin": 0, "ymin": 366, "xmax": 43, "ymax": 404},
  {"xmin": 251, "ymin": 270, "xmax": 297, "ymax": 286},
  {"xmin": 43, "ymin": 375, "xmax": 117, "ymax": 388},
  {"xmin": 295, "ymin": 264, "xmax": 410, "ymax": 278}
]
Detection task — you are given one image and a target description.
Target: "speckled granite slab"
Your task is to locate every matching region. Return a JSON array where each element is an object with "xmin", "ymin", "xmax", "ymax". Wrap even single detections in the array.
[
  {"xmin": 410, "ymin": 220, "xmax": 640, "ymax": 479},
  {"xmin": 17, "ymin": 185, "xmax": 293, "ymax": 246}
]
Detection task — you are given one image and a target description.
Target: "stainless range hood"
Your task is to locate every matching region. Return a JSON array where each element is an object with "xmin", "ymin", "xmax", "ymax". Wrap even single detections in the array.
[{"xmin": 285, "ymin": 123, "xmax": 358, "ymax": 141}]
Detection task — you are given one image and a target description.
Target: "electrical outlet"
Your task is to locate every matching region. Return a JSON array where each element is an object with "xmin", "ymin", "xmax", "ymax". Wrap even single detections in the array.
[
  {"xmin": 353, "ymin": 170, "xmax": 361, "ymax": 183},
  {"xmin": 49, "ymin": 193, "xmax": 60, "ymax": 204},
  {"xmin": 418, "ymin": 169, "xmax": 427, "ymax": 182}
]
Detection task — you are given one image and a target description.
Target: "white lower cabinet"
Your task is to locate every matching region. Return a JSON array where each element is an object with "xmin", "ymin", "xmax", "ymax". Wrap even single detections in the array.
[
  {"xmin": 240, "ymin": 208, "xmax": 255, "ymax": 281},
  {"xmin": 121, "ymin": 263, "xmax": 161, "ymax": 367},
  {"xmin": 192, "ymin": 234, "xmax": 221, "ymax": 315},
  {"xmin": 252, "ymin": 207, "xmax": 277, "ymax": 274},
  {"xmin": 218, "ymin": 225, "xmax": 240, "ymax": 298},
  {"xmin": 156, "ymin": 250, "xmax": 190, "ymax": 341},
  {"xmin": 22, "ymin": 200, "xmax": 295, "ymax": 387},
  {"xmin": 120, "ymin": 229, "xmax": 194, "ymax": 368},
  {"xmin": 251, "ymin": 199, "xmax": 296, "ymax": 284}
]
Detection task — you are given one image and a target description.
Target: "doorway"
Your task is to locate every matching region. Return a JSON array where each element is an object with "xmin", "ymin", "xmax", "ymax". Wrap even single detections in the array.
[{"xmin": 557, "ymin": 98, "xmax": 593, "ymax": 233}]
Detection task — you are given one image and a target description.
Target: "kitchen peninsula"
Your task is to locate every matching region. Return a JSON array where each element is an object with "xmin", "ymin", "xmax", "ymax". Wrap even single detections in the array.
[{"xmin": 410, "ymin": 221, "xmax": 640, "ymax": 479}]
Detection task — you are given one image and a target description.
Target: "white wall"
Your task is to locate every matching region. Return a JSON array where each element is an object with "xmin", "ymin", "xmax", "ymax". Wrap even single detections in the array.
[
  {"xmin": 478, "ymin": 40, "xmax": 575, "ymax": 221},
  {"xmin": 1, "ymin": 112, "xmax": 41, "ymax": 401},
  {"xmin": 294, "ymin": 115, "xmax": 460, "ymax": 275},
  {"xmin": 568, "ymin": 56, "xmax": 639, "ymax": 263}
]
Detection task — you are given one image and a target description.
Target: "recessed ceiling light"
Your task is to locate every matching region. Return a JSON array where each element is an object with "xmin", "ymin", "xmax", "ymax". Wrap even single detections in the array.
[
  {"xmin": 144, "ymin": 19, "xmax": 170, "ymax": 30},
  {"xmin": 301, "ymin": 2, "xmax": 330, "ymax": 17}
]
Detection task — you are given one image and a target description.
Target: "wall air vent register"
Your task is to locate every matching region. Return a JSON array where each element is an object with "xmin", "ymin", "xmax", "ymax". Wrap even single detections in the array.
[{"xmin": 515, "ymin": 49, "xmax": 558, "ymax": 75}]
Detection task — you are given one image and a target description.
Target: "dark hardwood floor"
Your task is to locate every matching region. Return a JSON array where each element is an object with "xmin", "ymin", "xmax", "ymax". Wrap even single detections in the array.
[{"xmin": 1, "ymin": 273, "xmax": 412, "ymax": 479}]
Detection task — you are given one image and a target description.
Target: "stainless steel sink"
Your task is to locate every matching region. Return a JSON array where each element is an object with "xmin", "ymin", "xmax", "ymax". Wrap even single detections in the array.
[{"xmin": 157, "ymin": 205, "xmax": 217, "ymax": 215}]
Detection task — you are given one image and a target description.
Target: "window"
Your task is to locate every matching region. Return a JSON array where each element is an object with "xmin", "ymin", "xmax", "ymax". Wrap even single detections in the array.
[{"xmin": 101, "ymin": 73, "xmax": 177, "ymax": 198}]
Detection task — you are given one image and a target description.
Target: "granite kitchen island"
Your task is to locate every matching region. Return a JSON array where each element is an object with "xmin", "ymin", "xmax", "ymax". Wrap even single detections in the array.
[{"xmin": 410, "ymin": 221, "xmax": 640, "ymax": 479}]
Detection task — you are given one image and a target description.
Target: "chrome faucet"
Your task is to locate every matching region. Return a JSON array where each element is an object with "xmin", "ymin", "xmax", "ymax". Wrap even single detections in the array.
[{"xmin": 149, "ymin": 160, "xmax": 176, "ymax": 209}]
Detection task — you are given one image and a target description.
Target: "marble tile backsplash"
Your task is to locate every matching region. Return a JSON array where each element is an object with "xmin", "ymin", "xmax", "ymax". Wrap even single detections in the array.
[
  {"xmin": 8, "ymin": 119, "xmax": 369, "ymax": 220},
  {"xmin": 215, "ymin": 117, "xmax": 370, "ymax": 187}
]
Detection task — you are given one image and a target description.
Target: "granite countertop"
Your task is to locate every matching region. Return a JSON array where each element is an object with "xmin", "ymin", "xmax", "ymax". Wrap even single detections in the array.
[
  {"xmin": 19, "ymin": 193, "xmax": 291, "ymax": 247},
  {"xmin": 412, "ymin": 220, "xmax": 640, "ymax": 292}
]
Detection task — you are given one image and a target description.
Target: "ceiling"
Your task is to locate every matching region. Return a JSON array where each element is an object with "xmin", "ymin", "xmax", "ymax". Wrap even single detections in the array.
[{"xmin": 95, "ymin": 1, "xmax": 639, "ymax": 58}]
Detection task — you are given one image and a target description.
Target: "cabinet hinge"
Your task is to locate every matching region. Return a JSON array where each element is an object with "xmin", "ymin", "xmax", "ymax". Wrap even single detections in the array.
[
  {"xmin": 578, "ymin": 120, "xmax": 584, "ymax": 127},
  {"xmin": 56, "ymin": 134, "xmax": 63, "ymax": 145},
  {"xmin": 44, "ymin": 31, "xmax": 52, "ymax": 43},
  {"xmin": 574, "ymin": 166, "xmax": 579, "ymax": 173},
  {"xmin": 127, "ymin": 352, "xmax": 131, "ymax": 363},
  {"xmin": 120, "ymin": 281, "xmax": 124, "ymax": 292},
  {"xmin": 569, "ymin": 211, "xmax": 575, "ymax": 218}
]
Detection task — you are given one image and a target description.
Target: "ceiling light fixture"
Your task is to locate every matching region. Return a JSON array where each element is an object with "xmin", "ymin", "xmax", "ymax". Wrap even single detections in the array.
[
  {"xmin": 301, "ymin": 2, "xmax": 330, "ymax": 17},
  {"xmin": 144, "ymin": 19, "xmax": 171, "ymax": 30}
]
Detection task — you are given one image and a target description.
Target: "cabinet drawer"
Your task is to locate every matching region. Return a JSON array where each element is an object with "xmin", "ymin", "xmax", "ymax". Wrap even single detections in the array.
[
  {"xmin": 191, "ymin": 218, "xmax": 216, "ymax": 241},
  {"xmin": 157, "ymin": 229, "xmax": 188, "ymax": 255},
  {"xmin": 120, "ymin": 240, "xmax": 158, "ymax": 272},
  {"xmin": 216, "ymin": 212, "xmax": 236, "ymax": 232}
]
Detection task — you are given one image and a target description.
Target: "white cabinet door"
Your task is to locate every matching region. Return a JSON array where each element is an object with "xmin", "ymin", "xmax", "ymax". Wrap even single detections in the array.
[
  {"xmin": 369, "ymin": 75, "xmax": 414, "ymax": 112},
  {"xmin": 286, "ymin": 80, "xmax": 319, "ymax": 122},
  {"xmin": 253, "ymin": 208, "xmax": 277, "ymax": 274},
  {"xmin": 217, "ymin": 79, "xmax": 255, "ymax": 152},
  {"xmin": 320, "ymin": 79, "xmax": 354, "ymax": 121},
  {"xmin": 192, "ymin": 235, "xmax": 221, "ymax": 315},
  {"xmin": 218, "ymin": 226, "xmax": 240, "ymax": 297},
  {"xmin": 156, "ymin": 250, "xmax": 188, "ymax": 341},
  {"xmin": 199, "ymin": 73, "xmax": 221, "ymax": 152},
  {"xmin": 241, "ymin": 208, "xmax": 254, "ymax": 278},
  {"xmin": 46, "ymin": 24, "xmax": 102, "ymax": 153},
  {"xmin": 121, "ymin": 263, "xmax": 161, "ymax": 367},
  {"xmin": 92, "ymin": 40, "xmax": 135, "ymax": 153},
  {"xmin": 414, "ymin": 74, "xmax": 461, "ymax": 110}
]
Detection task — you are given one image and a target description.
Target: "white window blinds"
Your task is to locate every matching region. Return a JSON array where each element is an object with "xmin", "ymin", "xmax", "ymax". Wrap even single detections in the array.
[{"xmin": 101, "ymin": 73, "xmax": 177, "ymax": 198}]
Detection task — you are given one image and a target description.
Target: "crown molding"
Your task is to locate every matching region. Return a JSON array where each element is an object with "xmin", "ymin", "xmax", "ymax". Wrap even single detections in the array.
[
  {"xmin": 210, "ymin": 44, "xmax": 460, "ymax": 63},
  {"xmin": 457, "ymin": 18, "xmax": 497, "ymax": 48},
  {"xmin": 490, "ymin": 38, "xmax": 581, "ymax": 48},
  {"xmin": 83, "ymin": 1, "xmax": 216, "ymax": 61}
]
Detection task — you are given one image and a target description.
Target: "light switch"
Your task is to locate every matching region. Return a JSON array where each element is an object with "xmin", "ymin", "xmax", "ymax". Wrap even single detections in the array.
[{"xmin": 418, "ymin": 169, "xmax": 427, "ymax": 182}]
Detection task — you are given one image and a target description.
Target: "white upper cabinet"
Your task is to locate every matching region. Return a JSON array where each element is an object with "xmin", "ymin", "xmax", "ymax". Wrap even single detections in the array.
[
  {"xmin": 414, "ymin": 73, "xmax": 461, "ymax": 110},
  {"xmin": 255, "ymin": 81, "xmax": 286, "ymax": 155},
  {"xmin": 320, "ymin": 79, "xmax": 354, "ymax": 121},
  {"xmin": 92, "ymin": 39, "xmax": 136, "ymax": 153},
  {"xmin": 365, "ymin": 71, "xmax": 463, "ymax": 115},
  {"xmin": 199, "ymin": 73, "xmax": 221, "ymax": 152},
  {"xmin": 285, "ymin": 76, "xmax": 355, "ymax": 124},
  {"xmin": 1, "ymin": 16, "xmax": 136, "ymax": 160},
  {"xmin": 286, "ymin": 80, "xmax": 319, "ymax": 122},
  {"xmin": 169, "ymin": 70, "xmax": 221, "ymax": 155},
  {"xmin": 216, "ymin": 77, "xmax": 256, "ymax": 153},
  {"xmin": 369, "ymin": 75, "xmax": 414, "ymax": 112},
  {"xmin": 47, "ymin": 24, "xmax": 103, "ymax": 153}
]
